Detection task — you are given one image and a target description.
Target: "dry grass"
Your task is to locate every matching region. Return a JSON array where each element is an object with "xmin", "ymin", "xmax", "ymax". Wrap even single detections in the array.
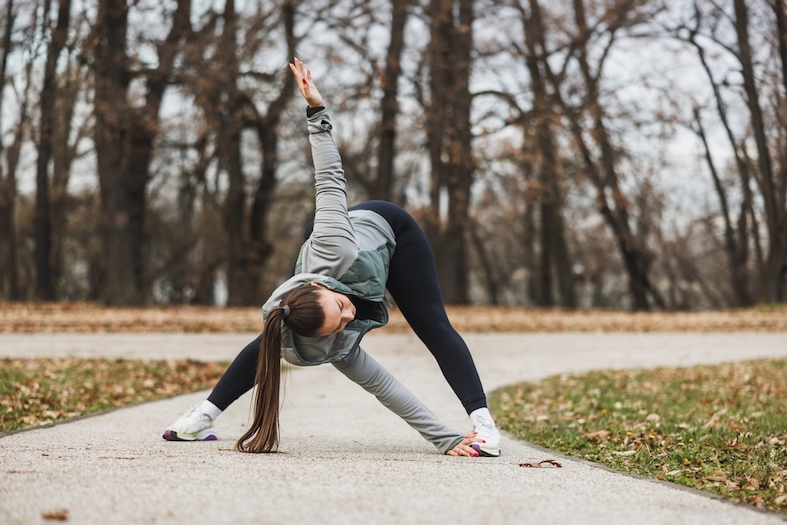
[
  {"xmin": 491, "ymin": 359, "xmax": 787, "ymax": 512},
  {"xmin": 1, "ymin": 301, "xmax": 786, "ymax": 333},
  {"xmin": 1, "ymin": 357, "xmax": 227, "ymax": 433}
]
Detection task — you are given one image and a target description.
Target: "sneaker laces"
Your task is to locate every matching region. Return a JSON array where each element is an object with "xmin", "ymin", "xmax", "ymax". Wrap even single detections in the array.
[
  {"xmin": 181, "ymin": 405, "xmax": 210, "ymax": 424},
  {"xmin": 471, "ymin": 413, "xmax": 496, "ymax": 435}
]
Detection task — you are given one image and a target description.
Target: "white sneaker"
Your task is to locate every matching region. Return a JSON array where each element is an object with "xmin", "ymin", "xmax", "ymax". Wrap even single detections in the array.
[
  {"xmin": 163, "ymin": 405, "xmax": 218, "ymax": 441},
  {"xmin": 470, "ymin": 412, "xmax": 501, "ymax": 457}
]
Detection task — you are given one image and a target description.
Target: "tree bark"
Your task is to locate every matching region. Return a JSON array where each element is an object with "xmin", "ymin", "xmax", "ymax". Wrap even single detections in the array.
[
  {"xmin": 215, "ymin": 0, "xmax": 298, "ymax": 306},
  {"xmin": 521, "ymin": 147, "xmax": 539, "ymax": 304},
  {"xmin": 687, "ymin": 31, "xmax": 753, "ymax": 306},
  {"xmin": 693, "ymin": 107, "xmax": 752, "ymax": 306},
  {"xmin": 424, "ymin": 0, "xmax": 451, "ymax": 244},
  {"xmin": 470, "ymin": 222, "xmax": 499, "ymax": 304},
  {"xmin": 733, "ymin": 0, "xmax": 786, "ymax": 302},
  {"xmin": 34, "ymin": 0, "xmax": 71, "ymax": 301},
  {"xmin": 0, "ymin": 0, "xmax": 17, "ymax": 299},
  {"xmin": 92, "ymin": 0, "xmax": 135, "ymax": 304},
  {"xmin": 51, "ymin": 58, "xmax": 88, "ymax": 293},
  {"xmin": 523, "ymin": 0, "xmax": 576, "ymax": 308},
  {"xmin": 372, "ymin": 0, "xmax": 410, "ymax": 202},
  {"xmin": 92, "ymin": 0, "xmax": 191, "ymax": 305},
  {"xmin": 425, "ymin": 0, "xmax": 474, "ymax": 304},
  {"xmin": 247, "ymin": 1, "xmax": 298, "ymax": 303}
]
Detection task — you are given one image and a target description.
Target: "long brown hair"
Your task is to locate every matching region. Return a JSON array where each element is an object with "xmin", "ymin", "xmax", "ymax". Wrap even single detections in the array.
[{"xmin": 236, "ymin": 284, "xmax": 325, "ymax": 453}]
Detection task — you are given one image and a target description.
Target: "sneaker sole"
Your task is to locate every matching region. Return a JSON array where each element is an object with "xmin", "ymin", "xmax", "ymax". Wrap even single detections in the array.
[
  {"xmin": 470, "ymin": 443, "xmax": 501, "ymax": 457},
  {"xmin": 162, "ymin": 429, "xmax": 218, "ymax": 441}
]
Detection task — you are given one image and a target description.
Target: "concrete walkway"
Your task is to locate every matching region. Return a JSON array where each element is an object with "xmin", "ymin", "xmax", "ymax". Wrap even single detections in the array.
[{"xmin": 1, "ymin": 332, "xmax": 786, "ymax": 524}]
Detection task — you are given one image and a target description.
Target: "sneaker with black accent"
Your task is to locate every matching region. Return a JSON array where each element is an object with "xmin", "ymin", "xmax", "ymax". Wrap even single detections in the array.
[
  {"xmin": 163, "ymin": 405, "xmax": 218, "ymax": 441},
  {"xmin": 470, "ymin": 412, "xmax": 501, "ymax": 457}
]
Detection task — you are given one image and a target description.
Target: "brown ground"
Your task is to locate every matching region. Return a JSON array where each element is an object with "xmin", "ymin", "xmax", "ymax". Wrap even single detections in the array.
[{"xmin": 1, "ymin": 301, "xmax": 785, "ymax": 333}]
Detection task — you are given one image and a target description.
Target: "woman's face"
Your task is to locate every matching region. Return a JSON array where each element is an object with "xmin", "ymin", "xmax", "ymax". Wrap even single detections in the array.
[{"xmin": 311, "ymin": 284, "xmax": 356, "ymax": 336}]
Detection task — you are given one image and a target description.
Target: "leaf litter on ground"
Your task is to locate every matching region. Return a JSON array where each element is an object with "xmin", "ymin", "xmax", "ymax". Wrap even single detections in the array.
[
  {"xmin": 1, "ymin": 357, "xmax": 227, "ymax": 433},
  {"xmin": 1, "ymin": 301, "xmax": 786, "ymax": 333},
  {"xmin": 491, "ymin": 358, "xmax": 787, "ymax": 513}
]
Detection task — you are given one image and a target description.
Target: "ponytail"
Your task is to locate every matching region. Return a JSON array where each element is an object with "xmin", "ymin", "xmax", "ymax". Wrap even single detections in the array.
[{"xmin": 236, "ymin": 284, "xmax": 326, "ymax": 453}]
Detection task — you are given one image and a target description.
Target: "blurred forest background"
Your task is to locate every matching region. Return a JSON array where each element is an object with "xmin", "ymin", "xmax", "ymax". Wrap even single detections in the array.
[{"xmin": 0, "ymin": 0, "xmax": 785, "ymax": 310}]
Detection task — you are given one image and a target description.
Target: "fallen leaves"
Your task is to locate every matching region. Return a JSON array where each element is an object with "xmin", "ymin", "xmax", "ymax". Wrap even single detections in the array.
[
  {"xmin": 1, "ymin": 302, "xmax": 786, "ymax": 333},
  {"xmin": 41, "ymin": 509, "xmax": 68, "ymax": 521},
  {"xmin": 491, "ymin": 358, "xmax": 787, "ymax": 513},
  {"xmin": 519, "ymin": 459, "xmax": 562, "ymax": 468},
  {"xmin": 1, "ymin": 358, "xmax": 226, "ymax": 432},
  {"xmin": 584, "ymin": 430, "xmax": 611, "ymax": 441}
]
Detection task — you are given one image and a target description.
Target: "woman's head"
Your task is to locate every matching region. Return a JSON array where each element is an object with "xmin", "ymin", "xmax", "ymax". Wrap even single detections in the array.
[
  {"xmin": 277, "ymin": 284, "xmax": 325, "ymax": 337},
  {"xmin": 307, "ymin": 283, "xmax": 356, "ymax": 336},
  {"xmin": 235, "ymin": 282, "xmax": 356, "ymax": 453},
  {"xmin": 267, "ymin": 282, "xmax": 357, "ymax": 338}
]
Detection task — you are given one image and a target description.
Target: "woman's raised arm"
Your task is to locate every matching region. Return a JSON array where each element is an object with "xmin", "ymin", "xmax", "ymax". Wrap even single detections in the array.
[{"xmin": 288, "ymin": 58, "xmax": 359, "ymax": 277}]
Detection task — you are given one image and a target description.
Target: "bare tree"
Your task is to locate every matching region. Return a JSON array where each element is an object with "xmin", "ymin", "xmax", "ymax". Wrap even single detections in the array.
[
  {"xmin": 34, "ymin": 0, "xmax": 71, "ymax": 300},
  {"xmin": 182, "ymin": 0, "xmax": 299, "ymax": 305},
  {"xmin": 50, "ymin": 49, "xmax": 91, "ymax": 296},
  {"xmin": 316, "ymin": 0, "xmax": 410, "ymax": 204},
  {"xmin": 91, "ymin": 0, "xmax": 192, "ymax": 305},
  {"xmin": 372, "ymin": 0, "xmax": 410, "ymax": 202},
  {"xmin": 546, "ymin": 0, "xmax": 665, "ymax": 310},
  {"xmin": 673, "ymin": 0, "xmax": 787, "ymax": 304},
  {"xmin": 521, "ymin": 0, "xmax": 577, "ymax": 308},
  {"xmin": 0, "ymin": 0, "xmax": 18, "ymax": 299},
  {"xmin": 423, "ymin": 0, "xmax": 475, "ymax": 304},
  {"xmin": 732, "ymin": 0, "xmax": 787, "ymax": 302},
  {"xmin": 689, "ymin": 104, "xmax": 753, "ymax": 306}
]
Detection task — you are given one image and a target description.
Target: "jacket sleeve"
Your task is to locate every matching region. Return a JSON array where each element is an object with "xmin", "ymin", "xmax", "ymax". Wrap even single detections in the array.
[
  {"xmin": 332, "ymin": 347, "xmax": 465, "ymax": 454},
  {"xmin": 302, "ymin": 109, "xmax": 359, "ymax": 277}
]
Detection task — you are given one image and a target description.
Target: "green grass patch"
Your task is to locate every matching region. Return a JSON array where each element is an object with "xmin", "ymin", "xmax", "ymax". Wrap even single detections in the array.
[
  {"xmin": 490, "ymin": 359, "xmax": 787, "ymax": 512},
  {"xmin": 1, "ymin": 358, "xmax": 228, "ymax": 433}
]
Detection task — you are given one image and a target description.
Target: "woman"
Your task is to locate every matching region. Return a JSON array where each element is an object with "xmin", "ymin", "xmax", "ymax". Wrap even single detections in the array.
[{"xmin": 163, "ymin": 58, "xmax": 501, "ymax": 457}]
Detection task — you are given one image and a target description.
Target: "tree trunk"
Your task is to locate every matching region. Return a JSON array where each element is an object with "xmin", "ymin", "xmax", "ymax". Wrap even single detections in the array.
[
  {"xmin": 693, "ymin": 108, "xmax": 752, "ymax": 306},
  {"xmin": 560, "ymin": 0, "xmax": 662, "ymax": 310},
  {"xmin": 425, "ymin": 0, "xmax": 474, "ymax": 304},
  {"xmin": 687, "ymin": 32, "xmax": 754, "ymax": 306},
  {"xmin": 92, "ymin": 0, "xmax": 191, "ymax": 305},
  {"xmin": 92, "ymin": 0, "xmax": 135, "ymax": 305},
  {"xmin": 424, "ymin": 0, "xmax": 451, "ymax": 244},
  {"xmin": 469, "ymin": 222, "xmax": 499, "ymax": 304},
  {"xmin": 521, "ymin": 154, "xmax": 538, "ymax": 304},
  {"xmin": 34, "ymin": 0, "xmax": 71, "ymax": 301},
  {"xmin": 538, "ymin": 201, "xmax": 554, "ymax": 306},
  {"xmin": 372, "ymin": 0, "xmax": 410, "ymax": 202},
  {"xmin": 0, "ymin": 0, "xmax": 17, "ymax": 299},
  {"xmin": 523, "ymin": 0, "xmax": 576, "ymax": 308},
  {"xmin": 733, "ymin": 0, "xmax": 786, "ymax": 302},
  {"xmin": 246, "ymin": 0, "xmax": 298, "ymax": 303},
  {"xmin": 51, "ymin": 59, "xmax": 86, "ymax": 293}
]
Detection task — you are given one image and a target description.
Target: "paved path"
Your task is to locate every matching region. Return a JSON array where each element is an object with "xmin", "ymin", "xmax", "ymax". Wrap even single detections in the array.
[{"xmin": 1, "ymin": 332, "xmax": 786, "ymax": 524}]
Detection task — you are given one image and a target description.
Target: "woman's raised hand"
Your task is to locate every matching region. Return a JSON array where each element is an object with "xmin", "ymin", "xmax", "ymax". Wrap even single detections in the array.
[{"xmin": 289, "ymin": 57, "xmax": 324, "ymax": 108}]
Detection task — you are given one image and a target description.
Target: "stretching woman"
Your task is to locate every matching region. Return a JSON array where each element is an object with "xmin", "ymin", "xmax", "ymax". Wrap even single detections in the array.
[{"xmin": 163, "ymin": 58, "xmax": 501, "ymax": 457}]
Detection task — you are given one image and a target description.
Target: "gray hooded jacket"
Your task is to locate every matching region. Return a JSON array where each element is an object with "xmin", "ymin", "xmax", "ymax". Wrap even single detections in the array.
[{"xmin": 261, "ymin": 109, "xmax": 463, "ymax": 454}]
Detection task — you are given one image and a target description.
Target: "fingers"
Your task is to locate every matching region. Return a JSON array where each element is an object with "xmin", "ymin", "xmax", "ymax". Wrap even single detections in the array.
[
  {"xmin": 289, "ymin": 57, "xmax": 306, "ymax": 79},
  {"xmin": 289, "ymin": 57, "xmax": 324, "ymax": 107},
  {"xmin": 288, "ymin": 63, "xmax": 300, "ymax": 81},
  {"xmin": 447, "ymin": 442, "xmax": 480, "ymax": 457}
]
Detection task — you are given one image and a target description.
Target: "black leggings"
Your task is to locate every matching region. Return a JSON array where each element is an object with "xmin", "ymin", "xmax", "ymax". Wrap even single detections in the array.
[{"xmin": 208, "ymin": 201, "xmax": 487, "ymax": 414}]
